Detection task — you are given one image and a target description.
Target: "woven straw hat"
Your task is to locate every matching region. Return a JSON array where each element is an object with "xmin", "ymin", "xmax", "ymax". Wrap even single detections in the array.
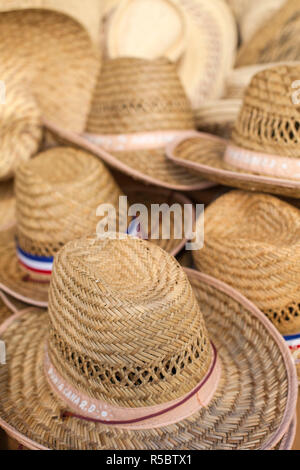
[
  {"xmin": 0, "ymin": 182, "xmax": 15, "ymax": 232},
  {"xmin": 0, "ymin": 147, "xmax": 123, "ymax": 307},
  {"xmin": 0, "ymin": 236, "xmax": 297, "ymax": 450},
  {"xmin": 0, "ymin": 67, "xmax": 42, "ymax": 180},
  {"xmin": 236, "ymin": 0, "xmax": 300, "ymax": 67},
  {"xmin": 192, "ymin": 190, "xmax": 300, "ymax": 382},
  {"xmin": 167, "ymin": 64, "xmax": 300, "ymax": 198},
  {"xmin": 105, "ymin": 0, "xmax": 237, "ymax": 108},
  {"xmin": 225, "ymin": 0, "xmax": 251, "ymax": 21},
  {"xmin": 0, "ymin": 1, "xmax": 101, "ymax": 133},
  {"xmin": 45, "ymin": 57, "xmax": 214, "ymax": 191}
]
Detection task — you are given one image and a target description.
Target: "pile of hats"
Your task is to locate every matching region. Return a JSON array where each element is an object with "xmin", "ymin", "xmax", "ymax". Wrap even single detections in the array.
[{"xmin": 0, "ymin": 0, "xmax": 299, "ymax": 451}]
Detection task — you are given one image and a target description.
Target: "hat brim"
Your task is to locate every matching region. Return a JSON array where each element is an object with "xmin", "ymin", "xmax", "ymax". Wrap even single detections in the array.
[
  {"xmin": 0, "ymin": 189, "xmax": 194, "ymax": 307},
  {"xmin": 44, "ymin": 120, "xmax": 215, "ymax": 192},
  {"xmin": 0, "ymin": 270, "xmax": 297, "ymax": 450},
  {"xmin": 166, "ymin": 132, "xmax": 300, "ymax": 198}
]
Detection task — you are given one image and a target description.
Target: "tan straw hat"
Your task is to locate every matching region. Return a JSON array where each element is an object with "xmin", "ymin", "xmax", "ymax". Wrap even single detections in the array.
[
  {"xmin": 192, "ymin": 190, "xmax": 300, "ymax": 382},
  {"xmin": 0, "ymin": 182, "xmax": 15, "ymax": 232},
  {"xmin": 105, "ymin": 0, "xmax": 237, "ymax": 108},
  {"xmin": 0, "ymin": 66, "xmax": 42, "ymax": 180},
  {"xmin": 0, "ymin": 0, "xmax": 101, "ymax": 133},
  {"xmin": 0, "ymin": 236, "xmax": 297, "ymax": 450},
  {"xmin": 194, "ymin": 99, "xmax": 242, "ymax": 139},
  {"xmin": 236, "ymin": 0, "xmax": 300, "ymax": 67},
  {"xmin": 167, "ymin": 64, "xmax": 300, "ymax": 198},
  {"xmin": 45, "ymin": 57, "xmax": 214, "ymax": 191},
  {"xmin": 0, "ymin": 147, "xmax": 123, "ymax": 307},
  {"xmin": 0, "ymin": 297, "xmax": 14, "ymax": 326}
]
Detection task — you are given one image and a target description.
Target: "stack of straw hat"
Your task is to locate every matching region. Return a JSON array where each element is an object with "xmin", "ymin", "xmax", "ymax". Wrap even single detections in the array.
[{"xmin": 0, "ymin": 0, "xmax": 300, "ymax": 451}]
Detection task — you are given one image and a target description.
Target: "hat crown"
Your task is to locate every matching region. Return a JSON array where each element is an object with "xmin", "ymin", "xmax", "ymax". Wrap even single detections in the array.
[
  {"xmin": 48, "ymin": 236, "xmax": 212, "ymax": 407},
  {"xmin": 87, "ymin": 57, "xmax": 195, "ymax": 135},
  {"xmin": 15, "ymin": 148, "xmax": 122, "ymax": 258},
  {"xmin": 232, "ymin": 65, "xmax": 300, "ymax": 157}
]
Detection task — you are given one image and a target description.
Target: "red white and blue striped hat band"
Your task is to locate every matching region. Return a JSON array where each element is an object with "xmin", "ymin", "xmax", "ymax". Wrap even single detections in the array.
[{"xmin": 16, "ymin": 245, "xmax": 53, "ymax": 276}]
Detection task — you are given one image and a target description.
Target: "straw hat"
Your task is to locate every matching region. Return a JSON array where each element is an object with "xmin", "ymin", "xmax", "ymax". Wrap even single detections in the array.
[
  {"xmin": 236, "ymin": 0, "xmax": 300, "ymax": 66},
  {"xmin": 0, "ymin": 1, "xmax": 101, "ymax": 133},
  {"xmin": 192, "ymin": 190, "xmax": 300, "ymax": 382},
  {"xmin": 45, "ymin": 57, "xmax": 214, "ymax": 191},
  {"xmin": 239, "ymin": 0, "xmax": 285, "ymax": 43},
  {"xmin": 0, "ymin": 147, "xmax": 123, "ymax": 307},
  {"xmin": 0, "ymin": 236, "xmax": 297, "ymax": 450},
  {"xmin": 167, "ymin": 64, "xmax": 300, "ymax": 198},
  {"xmin": 105, "ymin": 0, "xmax": 237, "ymax": 108},
  {"xmin": 0, "ymin": 182, "xmax": 15, "ymax": 232},
  {"xmin": 0, "ymin": 68, "xmax": 42, "ymax": 180}
]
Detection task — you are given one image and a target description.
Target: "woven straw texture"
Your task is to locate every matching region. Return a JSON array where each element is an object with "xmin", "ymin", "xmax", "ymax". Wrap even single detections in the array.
[
  {"xmin": 0, "ymin": 263, "xmax": 296, "ymax": 449},
  {"xmin": 0, "ymin": 66, "xmax": 42, "ymax": 180},
  {"xmin": 225, "ymin": 62, "xmax": 300, "ymax": 99},
  {"xmin": 0, "ymin": 181, "xmax": 15, "ymax": 231},
  {"xmin": 168, "ymin": 65, "xmax": 300, "ymax": 197},
  {"xmin": 193, "ymin": 191, "xmax": 300, "ymax": 336},
  {"xmin": 0, "ymin": 147, "xmax": 122, "ymax": 306},
  {"xmin": 194, "ymin": 99, "xmax": 241, "ymax": 138},
  {"xmin": 46, "ymin": 57, "xmax": 212, "ymax": 191},
  {"xmin": 0, "ymin": 9, "xmax": 99, "ymax": 132},
  {"xmin": 225, "ymin": 0, "xmax": 251, "ymax": 21},
  {"xmin": 236, "ymin": 0, "xmax": 300, "ymax": 66},
  {"xmin": 0, "ymin": 0, "xmax": 103, "ymax": 45},
  {"xmin": 87, "ymin": 58, "xmax": 195, "ymax": 134}
]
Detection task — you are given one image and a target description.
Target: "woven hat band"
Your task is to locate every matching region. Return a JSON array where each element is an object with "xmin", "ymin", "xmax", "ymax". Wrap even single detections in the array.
[
  {"xmin": 83, "ymin": 130, "xmax": 196, "ymax": 152},
  {"xmin": 44, "ymin": 343, "xmax": 221, "ymax": 429},
  {"xmin": 224, "ymin": 144, "xmax": 300, "ymax": 179}
]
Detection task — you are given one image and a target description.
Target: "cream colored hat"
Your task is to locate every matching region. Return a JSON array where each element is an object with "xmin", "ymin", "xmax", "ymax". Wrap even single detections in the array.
[
  {"xmin": 105, "ymin": 0, "xmax": 237, "ymax": 108},
  {"xmin": 0, "ymin": 0, "xmax": 102, "ymax": 133},
  {"xmin": 236, "ymin": 0, "xmax": 300, "ymax": 66}
]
